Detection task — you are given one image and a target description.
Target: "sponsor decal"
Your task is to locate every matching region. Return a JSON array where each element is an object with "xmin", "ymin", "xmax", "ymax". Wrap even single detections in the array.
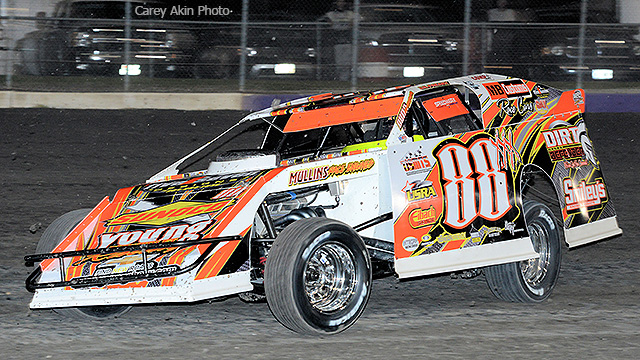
[
  {"xmin": 422, "ymin": 232, "xmax": 468, "ymax": 252},
  {"xmin": 504, "ymin": 220, "xmax": 517, "ymax": 235},
  {"xmin": 288, "ymin": 165, "xmax": 328, "ymax": 186},
  {"xmin": 405, "ymin": 182, "xmax": 437, "ymax": 202},
  {"xmin": 417, "ymin": 81, "xmax": 450, "ymax": 91},
  {"xmin": 535, "ymin": 99, "xmax": 549, "ymax": 115},
  {"xmin": 395, "ymin": 93, "xmax": 414, "ymax": 129},
  {"xmin": 402, "ymin": 236, "xmax": 420, "ymax": 252},
  {"xmin": 92, "ymin": 254, "xmax": 179, "ymax": 278},
  {"xmin": 288, "ymin": 158, "xmax": 375, "ymax": 186},
  {"xmin": 107, "ymin": 200, "xmax": 233, "ymax": 226},
  {"xmin": 143, "ymin": 171, "xmax": 263, "ymax": 193},
  {"xmin": 400, "ymin": 150, "xmax": 432, "ymax": 175},
  {"xmin": 532, "ymin": 85, "xmax": 550, "ymax": 98},
  {"xmin": 564, "ymin": 159, "xmax": 589, "ymax": 169},
  {"xmin": 563, "ymin": 178, "xmax": 607, "ymax": 211},
  {"xmin": 470, "ymin": 74, "xmax": 491, "ymax": 81},
  {"xmin": 543, "ymin": 126, "xmax": 581, "ymax": 148},
  {"xmin": 484, "ymin": 80, "xmax": 531, "ymax": 100},
  {"xmin": 469, "ymin": 225, "xmax": 502, "ymax": 243},
  {"xmin": 433, "ymin": 97, "xmax": 458, "ymax": 108},
  {"xmin": 497, "ymin": 97, "xmax": 535, "ymax": 117},
  {"xmin": 549, "ymin": 146, "xmax": 585, "ymax": 162},
  {"xmin": 573, "ymin": 90, "xmax": 584, "ymax": 106},
  {"xmin": 501, "ymin": 81, "xmax": 531, "ymax": 97},
  {"xmin": 542, "ymin": 126, "xmax": 586, "ymax": 162},
  {"xmin": 409, "ymin": 206, "xmax": 437, "ymax": 229},
  {"xmin": 99, "ymin": 219, "xmax": 214, "ymax": 248}
]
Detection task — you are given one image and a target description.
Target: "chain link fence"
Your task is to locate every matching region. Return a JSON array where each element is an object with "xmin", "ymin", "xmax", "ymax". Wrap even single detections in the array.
[{"xmin": 0, "ymin": 0, "xmax": 638, "ymax": 93}]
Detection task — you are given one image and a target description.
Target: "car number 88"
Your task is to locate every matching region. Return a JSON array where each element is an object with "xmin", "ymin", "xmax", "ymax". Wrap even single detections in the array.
[{"xmin": 436, "ymin": 139, "xmax": 511, "ymax": 229}]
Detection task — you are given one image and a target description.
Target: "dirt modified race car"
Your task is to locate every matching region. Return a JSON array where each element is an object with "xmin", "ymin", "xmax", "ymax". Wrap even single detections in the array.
[{"xmin": 25, "ymin": 74, "xmax": 622, "ymax": 334}]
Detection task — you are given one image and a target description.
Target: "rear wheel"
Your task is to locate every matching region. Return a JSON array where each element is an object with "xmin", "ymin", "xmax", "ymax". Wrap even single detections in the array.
[
  {"xmin": 37, "ymin": 209, "xmax": 131, "ymax": 319},
  {"xmin": 265, "ymin": 218, "xmax": 371, "ymax": 335},
  {"xmin": 485, "ymin": 200, "xmax": 562, "ymax": 302}
]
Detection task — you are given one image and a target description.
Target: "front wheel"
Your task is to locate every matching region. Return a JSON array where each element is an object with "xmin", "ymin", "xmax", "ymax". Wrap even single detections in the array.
[
  {"xmin": 264, "ymin": 218, "xmax": 371, "ymax": 335},
  {"xmin": 485, "ymin": 200, "xmax": 562, "ymax": 302},
  {"xmin": 36, "ymin": 209, "xmax": 131, "ymax": 319}
]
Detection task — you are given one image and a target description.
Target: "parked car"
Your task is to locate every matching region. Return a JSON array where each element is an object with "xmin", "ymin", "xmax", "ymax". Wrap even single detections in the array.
[
  {"xmin": 321, "ymin": 4, "xmax": 463, "ymax": 81},
  {"xmin": 26, "ymin": 74, "xmax": 621, "ymax": 334},
  {"xmin": 529, "ymin": 26, "xmax": 640, "ymax": 81},
  {"xmin": 16, "ymin": 0, "xmax": 196, "ymax": 77},
  {"xmin": 485, "ymin": 1, "xmax": 640, "ymax": 81},
  {"xmin": 193, "ymin": 25, "xmax": 320, "ymax": 79}
]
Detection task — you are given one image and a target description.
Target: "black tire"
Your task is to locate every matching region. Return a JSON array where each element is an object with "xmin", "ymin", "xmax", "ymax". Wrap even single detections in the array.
[
  {"xmin": 485, "ymin": 200, "xmax": 562, "ymax": 302},
  {"xmin": 37, "ymin": 209, "xmax": 131, "ymax": 319},
  {"xmin": 264, "ymin": 218, "xmax": 371, "ymax": 335}
]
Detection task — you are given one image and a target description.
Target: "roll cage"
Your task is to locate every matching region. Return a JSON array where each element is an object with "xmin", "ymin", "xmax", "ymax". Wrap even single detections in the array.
[
  {"xmin": 257, "ymin": 85, "xmax": 483, "ymax": 162},
  {"xmin": 148, "ymin": 82, "xmax": 482, "ymax": 182}
]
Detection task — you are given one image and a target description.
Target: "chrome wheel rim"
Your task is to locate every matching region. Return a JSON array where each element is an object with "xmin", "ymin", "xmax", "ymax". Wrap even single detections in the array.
[
  {"xmin": 521, "ymin": 222, "xmax": 550, "ymax": 289},
  {"xmin": 303, "ymin": 242, "xmax": 357, "ymax": 313}
]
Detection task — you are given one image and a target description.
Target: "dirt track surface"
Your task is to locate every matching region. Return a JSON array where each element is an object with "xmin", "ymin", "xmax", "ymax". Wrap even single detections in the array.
[{"xmin": 1, "ymin": 109, "xmax": 638, "ymax": 359}]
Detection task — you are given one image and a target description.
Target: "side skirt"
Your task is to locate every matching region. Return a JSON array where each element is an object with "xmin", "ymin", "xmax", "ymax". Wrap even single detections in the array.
[
  {"xmin": 29, "ymin": 271, "xmax": 252, "ymax": 309},
  {"xmin": 565, "ymin": 216, "xmax": 622, "ymax": 248},
  {"xmin": 395, "ymin": 238, "xmax": 537, "ymax": 279}
]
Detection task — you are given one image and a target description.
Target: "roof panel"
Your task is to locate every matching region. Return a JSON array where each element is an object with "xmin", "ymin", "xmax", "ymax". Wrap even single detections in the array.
[{"xmin": 283, "ymin": 96, "xmax": 403, "ymax": 133}]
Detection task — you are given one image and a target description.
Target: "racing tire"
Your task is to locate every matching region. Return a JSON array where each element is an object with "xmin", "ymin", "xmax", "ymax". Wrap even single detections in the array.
[
  {"xmin": 36, "ymin": 209, "xmax": 131, "ymax": 320},
  {"xmin": 264, "ymin": 217, "xmax": 371, "ymax": 335},
  {"xmin": 484, "ymin": 200, "xmax": 562, "ymax": 302}
]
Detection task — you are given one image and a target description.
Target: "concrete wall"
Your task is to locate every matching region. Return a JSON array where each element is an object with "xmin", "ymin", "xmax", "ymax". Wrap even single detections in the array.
[
  {"xmin": 1, "ymin": 91, "xmax": 637, "ymax": 113},
  {"xmin": 619, "ymin": 0, "xmax": 640, "ymax": 24}
]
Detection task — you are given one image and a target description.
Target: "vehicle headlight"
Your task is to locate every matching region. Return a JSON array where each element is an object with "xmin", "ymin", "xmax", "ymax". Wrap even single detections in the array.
[
  {"xmin": 305, "ymin": 47, "xmax": 316, "ymax": 58},
  {"xmin": 541, "ymin": 46, "xmax": 565, "ymax": 56},
  {"xmin": 444, "ymin": 40, "xmax": 458, "ymax": 51},
  {"xmin": 165, "ymin": 33, "xmax": 175, "ymax": 48},
  {"xmin": 237, "ymin": 47, "xmax": 258, "ymax": 56},
  {"xmin": 165, "ymin": 32, "xmax": 195, "ymax": 48},
  {"xmin": 71, "ymin": 32, "xmax": 90, "ymax": 47}
]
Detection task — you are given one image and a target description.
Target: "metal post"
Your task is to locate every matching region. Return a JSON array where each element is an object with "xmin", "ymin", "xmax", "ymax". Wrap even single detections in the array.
[
  {"xmin": 350, "ymin": 0, "xmax": 360, "ymax": 92},
  {"xmin": 481, "ymin": 22, "xmax": 487, "ymax": 72},
  {"xmin": 124, "ymin": 0, "xmax": 131, "ymax": 91},
  {"xmin": 577, "ymin": 0, "xmax": 588, "ymax": 89},
  {"xmin": 3, "ymin": 0, "xmax": 14, "ymax": 90},
  {"xmin": 239, "ymin": 0, "xmax": 248, "ymax": 92},
  {"xmin": 315, "ymin": 22, "xmax": 321, "ymax": 81},
  {"xmin": 463, "ymin": 0, "xmax": 472, "ymax": 75}
]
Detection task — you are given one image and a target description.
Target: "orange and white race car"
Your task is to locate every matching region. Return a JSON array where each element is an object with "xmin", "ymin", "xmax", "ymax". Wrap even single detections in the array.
[{"xmin": 26, "ymin": 74, "xmax": 622, "ymax": 334}]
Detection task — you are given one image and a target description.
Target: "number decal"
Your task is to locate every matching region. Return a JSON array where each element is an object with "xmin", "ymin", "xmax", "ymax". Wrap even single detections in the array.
[
  {"xmin": 438, "ymin": 145, "xmax": 476, "ymax": 227},
  {"xmin": 436, "ymin": 138, "xmax": 511, "ymax": 228}
]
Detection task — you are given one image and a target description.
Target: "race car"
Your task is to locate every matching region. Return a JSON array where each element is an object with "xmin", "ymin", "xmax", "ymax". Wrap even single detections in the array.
[{"xmin": 25, "ymin": 73, "xmax": 622, "ymax": 334}]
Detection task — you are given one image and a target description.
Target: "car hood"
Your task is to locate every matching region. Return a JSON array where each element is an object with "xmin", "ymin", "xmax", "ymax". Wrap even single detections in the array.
[{"xmin": 49, "ymin": 168, "xmax": 281, "ymax": 257}]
